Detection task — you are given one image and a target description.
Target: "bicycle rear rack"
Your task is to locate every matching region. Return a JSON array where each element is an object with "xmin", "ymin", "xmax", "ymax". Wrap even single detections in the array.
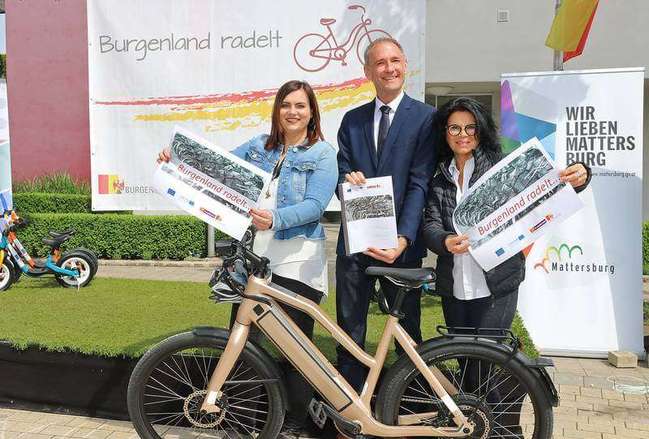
[{"xmin": 436, "ymin": 325, "xmax": 520, "ymax": 350}]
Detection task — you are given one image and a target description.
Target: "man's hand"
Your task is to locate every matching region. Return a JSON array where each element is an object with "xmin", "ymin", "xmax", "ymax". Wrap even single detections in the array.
[
  {"xmin": 157, "ymin": 147, "xmax": 171, "ymax": 164},
  {"xmin": 345, "ymin": 171, "xmax": 367, "ymax": 185},
  {"xmin": 250, "ymin": 208, "xmax": 273, "ymax": 231},
  {"xmin": 445, "ymin": 234, "xmax": 470, "ymax": 254},
  {"xmin": 559, "ymin": 163, "xmax": 588, "ymax": 188},
  {"xmin": 364, "ymin": 236, "xmax": 408, "ymax": 264}
]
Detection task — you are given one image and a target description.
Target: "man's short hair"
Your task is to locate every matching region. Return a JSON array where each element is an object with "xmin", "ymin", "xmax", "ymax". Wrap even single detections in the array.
[{"xmin": 363, "ymin": 37, "xmax": 405, "ymax": 65}]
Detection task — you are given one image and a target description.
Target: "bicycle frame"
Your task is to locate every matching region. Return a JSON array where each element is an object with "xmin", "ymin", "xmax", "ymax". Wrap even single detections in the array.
[
  {"xmin": 200, "ymin": 274, "xmax": 475, "ymax": 437},
  {"xmin": 3, "ymin": 230, "xmax": 78, "ymax": 277}
]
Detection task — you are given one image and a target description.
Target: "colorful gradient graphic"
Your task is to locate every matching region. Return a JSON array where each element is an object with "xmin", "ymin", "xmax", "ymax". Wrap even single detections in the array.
[
  {"xmin": 534, "ymin": 243, "xmax": 583, "ymax": 273},
  {"xmin": 98, "ymin": 175, "xmax": 125, "ymax": 194},
  {"xmin": 500, "ymin": 80, "xmax": 557, "ymax": 158},
  {"xmin": 95, "ymin": 76, "xmax": 385, "ymax": 133}
]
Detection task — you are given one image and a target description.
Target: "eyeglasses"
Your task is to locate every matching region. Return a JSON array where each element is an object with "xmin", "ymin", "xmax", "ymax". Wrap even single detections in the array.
[{"xmin": 446, "ymin": 124, "xmax": 477, "ymax": 136}]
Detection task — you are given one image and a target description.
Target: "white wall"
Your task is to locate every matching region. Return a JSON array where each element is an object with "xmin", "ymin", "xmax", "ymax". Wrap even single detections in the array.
[{"xmin": 425, "ymin": 0, "xmax": 649, "ymax": 82}]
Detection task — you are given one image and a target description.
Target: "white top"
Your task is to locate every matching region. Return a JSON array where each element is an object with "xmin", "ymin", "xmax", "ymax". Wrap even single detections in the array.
[
  {"xmin": 449, "ymin": 156, "xmax": 491, "ymax": 301},
  {"xmin": 372, "ymin": 91, "xmax": 404, "ymax": 150},
  {"xmin": 253, "ymin": 178, "xmax": 328, "ymax": 295}
]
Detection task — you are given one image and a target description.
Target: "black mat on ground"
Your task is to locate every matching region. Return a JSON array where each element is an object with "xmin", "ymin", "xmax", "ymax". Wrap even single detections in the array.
[{"xmin": 0, "ymin": 342, "xmax": 136, "ymax": 420}]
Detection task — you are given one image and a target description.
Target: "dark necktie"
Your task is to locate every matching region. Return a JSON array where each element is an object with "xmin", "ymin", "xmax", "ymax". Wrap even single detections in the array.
[{"xmin": 377, "ymin": 105, "xmax": 391, "ymax": 161}]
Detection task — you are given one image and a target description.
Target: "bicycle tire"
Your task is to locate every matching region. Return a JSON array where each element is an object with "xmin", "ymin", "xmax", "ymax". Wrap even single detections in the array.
[
  {"xmin": 70, "ymin": 247, "xmax": 99, "ymax": 278},
  {"xmin": 127, "ymin": 330, "xmax": 285, "ymax": 439},
  {"xmin": 376, "ymin": 340, "xmax": 553, "ymax": 438},
  {"xmin": 55, "ymin": 251, "xmax": 95, "ymax": 288},
  {"xmin": 11, "ymin": 257, "xmax": 22, "ymax": 283},
  {"xmin": 293, "ymin": 33, "xmax": 332, "ymax": 72},
  {"xmin": 356, "ymin": 29, "xmax": 392, "ymax": 66},
  {"xmin": 0, "ymin": 258, "xmax": 14, "ymax": 291}
]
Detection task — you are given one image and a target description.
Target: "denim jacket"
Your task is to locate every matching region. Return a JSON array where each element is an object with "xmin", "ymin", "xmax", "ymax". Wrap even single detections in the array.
[{"xmin": 232, "ymin": 134, "xmax": 338, "ymax": 240}]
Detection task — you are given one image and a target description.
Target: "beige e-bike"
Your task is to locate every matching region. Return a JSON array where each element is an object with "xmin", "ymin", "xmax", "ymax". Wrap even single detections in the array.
[{"xmin": 127, "ymin": 237, "xmax": 557, "ymax": 438}]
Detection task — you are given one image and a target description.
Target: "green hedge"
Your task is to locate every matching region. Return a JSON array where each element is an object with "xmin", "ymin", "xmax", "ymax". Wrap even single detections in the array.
[
  {"xmin": 13, "ymin": 193, "xmax": 92, "ymax": 214},
  {"xmin": 17, "ymin": 213, "xmax": 208, "ymax": 260}
]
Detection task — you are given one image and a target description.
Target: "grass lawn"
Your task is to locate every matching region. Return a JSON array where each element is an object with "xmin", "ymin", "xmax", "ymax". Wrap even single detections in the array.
[{"xmin": 0, "ymin": 277, "xmax": 537, "ymax": 361}]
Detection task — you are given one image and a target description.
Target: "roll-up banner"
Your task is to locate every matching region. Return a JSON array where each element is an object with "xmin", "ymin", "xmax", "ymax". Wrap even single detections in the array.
[
  {"xmin": 0, "ymin": 81, "xmax": 11, "ymax": 211},
  {"xmin": 501, "ymin": 68, "xmax": 645, "ymax": 357},
  {"xmin": 87, "ymin": 0, "xmax": 425, "ymax": 211}
]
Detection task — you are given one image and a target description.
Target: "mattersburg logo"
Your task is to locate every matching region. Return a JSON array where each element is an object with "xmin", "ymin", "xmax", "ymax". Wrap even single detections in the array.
[{"xmin": 533, "ymin": 243, "xmax": 615, "ymax": 275}]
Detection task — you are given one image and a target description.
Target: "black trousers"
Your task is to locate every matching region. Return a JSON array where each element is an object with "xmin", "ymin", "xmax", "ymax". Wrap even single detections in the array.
[
  {"xmin": 335, "ymin": 254, "xmax": 422, "ymax": 392},
  {"xmin": 441, "ymin": 289, "xmax": 519, "ymax": 330},
  {"xmin": 229, "ymin": 273, "xmax": 323, "ymax": 427}
]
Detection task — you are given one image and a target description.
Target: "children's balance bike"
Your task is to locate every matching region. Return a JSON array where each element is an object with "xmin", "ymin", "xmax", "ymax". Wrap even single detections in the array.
[{"xmin": 0, "ymin": 210, "xmax": 98, "ymax": 291}]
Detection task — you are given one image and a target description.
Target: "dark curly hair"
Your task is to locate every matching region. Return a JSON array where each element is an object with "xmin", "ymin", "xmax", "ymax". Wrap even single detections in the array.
[{"xmin": 433, "ymin": 97, "xmax": 501, "ymax": 162}]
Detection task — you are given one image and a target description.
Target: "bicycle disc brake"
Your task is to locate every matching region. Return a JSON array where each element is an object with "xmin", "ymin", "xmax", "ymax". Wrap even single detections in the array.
[
  {"xmin": 454, "ymin": 395, "xmax": 493, "ymax": 439},
  {"xmin": 416, "ymin": 394, "xmax": 491, "ymax": 438},
  {"xmin": 182, "ymin": 390, "xmax": 227, "ymax": 428}
]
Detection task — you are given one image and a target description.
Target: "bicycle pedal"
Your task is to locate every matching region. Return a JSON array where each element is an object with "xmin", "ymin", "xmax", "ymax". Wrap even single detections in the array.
[{"xmin": 307, "ymin": 398, "xmax": 327, "ymax": 429}]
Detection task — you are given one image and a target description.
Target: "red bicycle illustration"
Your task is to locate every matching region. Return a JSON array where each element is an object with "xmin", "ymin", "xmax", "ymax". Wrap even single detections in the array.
[{"xmin": 293, "ymin": 4, "xmax": 393, "ymax": 72}]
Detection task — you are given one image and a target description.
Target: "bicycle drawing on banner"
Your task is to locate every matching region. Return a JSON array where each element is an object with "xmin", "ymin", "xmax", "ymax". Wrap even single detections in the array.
[{"xmin": 293, "ymin": 4, "xmax": 392, "ymax": 72}]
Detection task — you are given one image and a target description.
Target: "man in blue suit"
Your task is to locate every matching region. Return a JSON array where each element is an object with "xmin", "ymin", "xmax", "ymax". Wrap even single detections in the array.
[{"xmin": 336, "ymin": 37, "xmax": 436, "ymax": 391}]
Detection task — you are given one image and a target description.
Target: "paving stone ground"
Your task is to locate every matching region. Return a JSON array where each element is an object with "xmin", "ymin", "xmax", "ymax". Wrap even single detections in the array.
[{"xmin": 2, "ymin": 221, "xmax": 648, "ymax": 438}]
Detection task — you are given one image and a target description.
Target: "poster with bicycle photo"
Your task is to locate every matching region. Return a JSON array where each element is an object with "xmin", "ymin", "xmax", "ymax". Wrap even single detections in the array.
[
  {"xmin": 153, "ymin": 127, "xmax": 271, "ymax": 240},
  {"xmin": 452, "ymin": 138, "xmax": 583, "ymax": 271},
  {"xmin": 88, "ymin": 0, "xmax": 426, "ymax": 210}
]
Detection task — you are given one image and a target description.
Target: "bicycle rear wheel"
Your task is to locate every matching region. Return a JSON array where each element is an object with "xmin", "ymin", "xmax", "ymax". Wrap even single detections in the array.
[
  {"xmin": 376, "ymin": 341, "xmax": 553, "ymax": 438},
  {"xmin": 127, "ymin": 331, "xmax": 285, "ymax": 439}
]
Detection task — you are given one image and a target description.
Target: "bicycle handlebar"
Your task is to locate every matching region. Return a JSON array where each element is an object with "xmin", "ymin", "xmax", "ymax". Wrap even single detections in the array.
[
  {"xmin": 348, "ymin": 4, "xmax": 365, "ymax": 13},
  {"xmin": 220, "ymin": 237, "xmax": 269, "ymax": 278}
]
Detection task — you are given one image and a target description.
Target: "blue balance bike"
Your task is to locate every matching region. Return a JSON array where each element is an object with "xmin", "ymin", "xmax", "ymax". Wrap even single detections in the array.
[{"xmin": 0, "ymin": 210, "xmax": 98, "ymax": 291}]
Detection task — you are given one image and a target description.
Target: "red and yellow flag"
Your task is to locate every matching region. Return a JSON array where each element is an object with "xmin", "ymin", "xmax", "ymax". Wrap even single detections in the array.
[
  {"xmin": 545, "ymin": 0, "xmax": 599, "ymax": 57},
  {"xmin": 98, "ymin": 174, "xmax": 124, "ymax": 194}
]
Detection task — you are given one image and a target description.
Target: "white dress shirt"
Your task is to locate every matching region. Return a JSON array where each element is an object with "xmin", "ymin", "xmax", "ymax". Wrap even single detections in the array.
[
  {"xmin": 372, "ymin": 91, "xmax": 404, "ymax": 150},
  {"xmin": 449, "ymin": 156, "xmax": 491, "ymax": 301}
]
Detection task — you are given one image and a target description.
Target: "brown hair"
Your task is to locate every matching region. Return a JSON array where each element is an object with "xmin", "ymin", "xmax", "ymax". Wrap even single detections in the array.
[{"xmin": 265, "ymin": 80, "xmax": 324, "ymax": 150}]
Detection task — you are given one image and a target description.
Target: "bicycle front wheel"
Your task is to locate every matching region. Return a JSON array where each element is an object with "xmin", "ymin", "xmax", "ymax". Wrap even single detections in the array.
[
  {"xmin": 127, "ymin": 331, "xmax": 285, "ymax": 439},
  {"xmin": 376, "ymin": 341, "xmax": 553, "ymax": 439}
]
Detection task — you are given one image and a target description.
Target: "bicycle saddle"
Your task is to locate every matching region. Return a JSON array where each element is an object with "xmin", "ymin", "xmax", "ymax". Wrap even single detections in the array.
[
  {"xmin": 365, "ymin": 267, "xmax": 435, "ymax": 288},
  {"xmin": 42, "ymin": 234, "xmax": 71, "ymax": 248},
  {"xmin": 49, "ymin": 229, "xmax": 75, "ymax": 238},
  {"xmin": 320, "ymin": 18, "xmax": 336, "ymax": 25}
]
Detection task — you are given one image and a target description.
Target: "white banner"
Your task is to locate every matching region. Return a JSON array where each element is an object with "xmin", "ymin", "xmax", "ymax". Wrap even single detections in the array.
[
  {"xmin": 87, "ymin": 0, "xmax": 426, "ymax": 210},
  {"xmin": 501, "ymin": 68, "xmax": 645, "ymax": 357}
]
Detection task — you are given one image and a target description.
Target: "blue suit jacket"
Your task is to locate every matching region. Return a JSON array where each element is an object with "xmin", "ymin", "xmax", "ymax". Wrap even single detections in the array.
[{"xmin": 336, "ymin": 93, "xmax": 436, "ymax": 263}]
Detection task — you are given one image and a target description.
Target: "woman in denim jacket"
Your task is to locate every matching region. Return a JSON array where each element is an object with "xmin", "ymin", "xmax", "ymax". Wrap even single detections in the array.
[
  {"xmin": 234, "ymin": 80, "xmax": 337, "ymax": 437},
  {"xmin": 160, "ymin": 80, "xmax": 337, "ymax": 438}
]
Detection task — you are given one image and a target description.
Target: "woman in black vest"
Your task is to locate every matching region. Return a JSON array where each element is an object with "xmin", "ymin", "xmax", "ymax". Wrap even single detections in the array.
[{"xmin": 423, "ymin": 97, "xmax": 591, "ymax": 331}]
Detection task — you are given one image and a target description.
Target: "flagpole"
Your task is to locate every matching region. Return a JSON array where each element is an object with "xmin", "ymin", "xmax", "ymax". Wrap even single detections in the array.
[{"xmin": 553, "ymin": 0, "xmax": 564, "ymax": 70}]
